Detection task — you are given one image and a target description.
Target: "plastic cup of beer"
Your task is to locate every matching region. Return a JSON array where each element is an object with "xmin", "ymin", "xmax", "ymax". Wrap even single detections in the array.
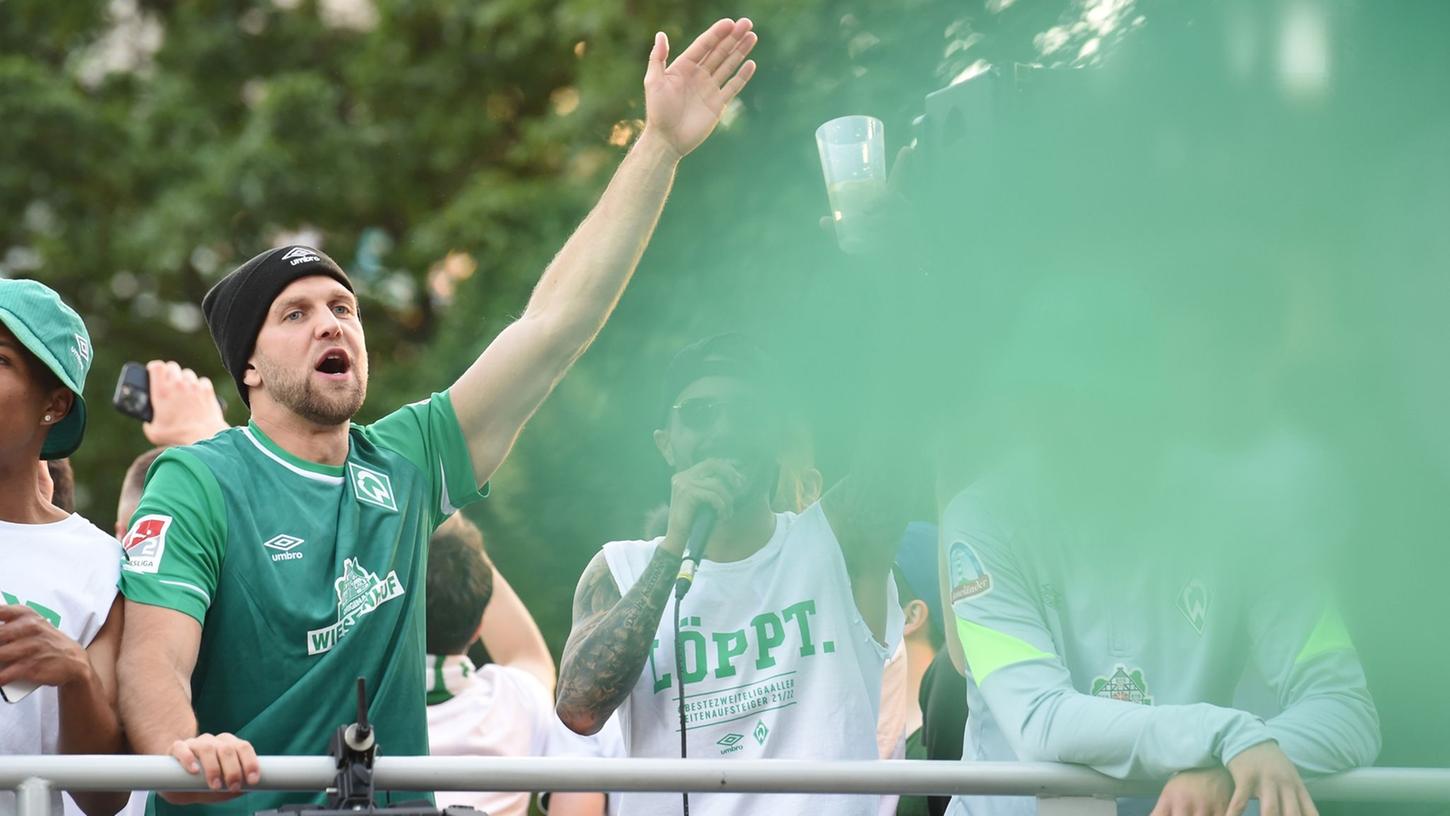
[{"xmin": 816, "ymin": 115, "xmax": 886, "ymax": 254}]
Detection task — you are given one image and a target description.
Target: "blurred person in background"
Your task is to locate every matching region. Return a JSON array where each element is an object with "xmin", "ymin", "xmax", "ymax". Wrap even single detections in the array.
[
  {"xmin": 556, "ymin": 333, "xmax": 912, "ymax": 816},
  {"xmin": 115, "ymin": 449, "xmax": 165, "ymax": 542},
  {"xmin": 423, "ymin": 513, "xmax": 609, "ymax": 816},
  {"xmin": 115, "ymin": 18, "xmax": 760, "ymax": 816},
  {"xmin": 0, "ymin": 279, "xmax": 127, "ymax": 816},
  {"xmin": 916, "ymin": 650, "xmax": 967, "ymax": 816},
  {"xmin": 937, "ymin": 274, "xmax": 1381, "ymax": 816},
  {"xmin": 877, "ymin": 522, "xmax": 953, "ymax": 816},
  {"xmin": 767, "ymin": 412, "xmax": 919, "ymax": 814},
  {"xmin": 535, "ymin": 720, "xmax": 627, "ymax": 816},
  {"xmin": 42, "ymin": 458, "xmax": 75, "ymax": 513}
]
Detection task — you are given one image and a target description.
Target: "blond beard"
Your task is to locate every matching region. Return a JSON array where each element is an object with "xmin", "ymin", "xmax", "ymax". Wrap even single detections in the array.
[{"xmin": 253, "ymin": 355, "xmax": 366, "ymax": 425}]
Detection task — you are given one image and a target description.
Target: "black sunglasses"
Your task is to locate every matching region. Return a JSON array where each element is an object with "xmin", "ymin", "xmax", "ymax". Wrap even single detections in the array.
[{"xmin": 671, "ymin": 397, "xmax": 772, "ymax": 432}]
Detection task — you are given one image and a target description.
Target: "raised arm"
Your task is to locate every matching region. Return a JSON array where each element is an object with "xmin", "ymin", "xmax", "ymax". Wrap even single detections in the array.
[
  {"xmin": 476, "ymin": 564, "xmax": 556, "ymax": 695},
  {"xmin": 818, "ymin": 146, "xmax": 931, "ymax": 640},
  {"xmin": 142, "ymin": 360, "xmax": 230, "ymax": 447},
  {"xmin": 451, "ymin": 19, "xmax": 758, "ymax": 487}
]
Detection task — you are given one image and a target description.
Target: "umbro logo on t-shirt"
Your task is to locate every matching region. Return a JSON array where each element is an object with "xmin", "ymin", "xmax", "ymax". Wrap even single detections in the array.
[
  {"xmin": 349, "ymin": 463, "xmax": 397, "ymax": 512},
  {"xmin": 263, "ymin": 534, "xmax": 305, "ymax": 562}
]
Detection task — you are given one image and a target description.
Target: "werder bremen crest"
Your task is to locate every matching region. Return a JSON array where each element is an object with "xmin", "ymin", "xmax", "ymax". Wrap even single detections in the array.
[
  {"xmin": 1091, "ymin": 665, "xmax": 1153, "ymax": 705},
  {"xmin": 307, "ymin": 558, "xmax": 405, "ymax": 655}
]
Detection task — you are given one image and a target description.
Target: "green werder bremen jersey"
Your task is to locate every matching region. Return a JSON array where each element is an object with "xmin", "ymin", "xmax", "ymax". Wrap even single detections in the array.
[{"xmin": 119, "ymin": 391, "xmax": 488, "ymax": 816}]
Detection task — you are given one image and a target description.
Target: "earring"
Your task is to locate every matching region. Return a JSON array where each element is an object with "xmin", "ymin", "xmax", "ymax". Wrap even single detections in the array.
[{"xmin": 43, "ymin": 414, "xmax": 52, "ymax": 423}]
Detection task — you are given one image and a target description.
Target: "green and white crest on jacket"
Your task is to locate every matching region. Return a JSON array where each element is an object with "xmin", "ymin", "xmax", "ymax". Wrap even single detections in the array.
[{"xmin": 1091, "ymin": 664, "xmax": 1153, "ymax": 705}]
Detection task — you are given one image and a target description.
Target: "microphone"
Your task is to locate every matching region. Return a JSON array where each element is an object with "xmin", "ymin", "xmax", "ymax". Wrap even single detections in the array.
[{"xmin": 674, "ymin": 506, "xmax": 717, "ymax": 600}]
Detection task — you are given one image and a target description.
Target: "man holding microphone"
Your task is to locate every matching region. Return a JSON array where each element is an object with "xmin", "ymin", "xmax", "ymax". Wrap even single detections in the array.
[{"xmin": 556, "ymin": 334, "xmax": 913, "ymax": 816}]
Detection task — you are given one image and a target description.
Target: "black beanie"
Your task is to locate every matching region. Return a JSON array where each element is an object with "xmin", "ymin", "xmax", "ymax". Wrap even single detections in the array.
[
  {"xmin": 202, "ymin": 245, "xmax": 354, "ymax": 405},
  {"xmin": 660, "ymin": 333, "xmax": 781, "ymax": 422}
]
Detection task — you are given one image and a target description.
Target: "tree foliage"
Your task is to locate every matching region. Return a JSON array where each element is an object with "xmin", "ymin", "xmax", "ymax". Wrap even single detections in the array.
[{"xmin": 3, "ymin": 0, "xmax": 989, "ymax": 645}]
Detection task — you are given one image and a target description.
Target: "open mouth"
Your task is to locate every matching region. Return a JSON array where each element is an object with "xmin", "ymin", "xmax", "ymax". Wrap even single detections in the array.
[{"xmin": 314, "ymin": 348, "xmax": 352, "ymax": 376}]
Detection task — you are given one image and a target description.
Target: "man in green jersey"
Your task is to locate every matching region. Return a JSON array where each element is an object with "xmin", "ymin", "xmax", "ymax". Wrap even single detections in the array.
[{"xmin": 115, "ymin": 18, "xmax": 758, "ymax": 815}]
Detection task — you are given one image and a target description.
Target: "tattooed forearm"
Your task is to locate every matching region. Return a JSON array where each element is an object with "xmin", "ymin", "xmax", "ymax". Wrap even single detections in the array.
[{"xmin": 556, "ymin": 546, "xmax": 682, "ymax": 735}]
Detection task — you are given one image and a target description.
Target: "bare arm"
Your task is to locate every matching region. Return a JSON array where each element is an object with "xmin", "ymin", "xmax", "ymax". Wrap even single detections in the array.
[
  {"xmin": 142, "ymin": 360, "xmax": 230, "ymax": 447},
  {"xmin": 451, "ymin": 19, "xmax": 758, "ymax": 487},
  {"xmin": 816, "ymin": 144, "xmax": 932, "ymax": 642},
  {"xmin": 117, "ymin": 601, "xmax": 201, "ymax": 755},
  {"xmin": 547, "ymin": 793, "xmax": 608, "ymax": 816},
  {"xmin": 117, "ymin": 601, "xmax": 258, "ymax": 803},
  {"xmin": 555, "ymin": 548, "xmax": 681, "ymax": 735},
  {"xmin": 0, "ymin": 597, "xmax": 128, "ymax": 816},
  {"xmin": 476, "ymin": 566, "xmax": 555, "ymax": 695},
  {"xmin": 555, "ymin": 459, "xmax": 739, "ymax": 735},
  {"xmin": 821, "ymin": 463, "xmax": 920, "ymax": 644},
  {"xmin": 64, "ymin": 597, "xmax": 129, "ymax": 816}
]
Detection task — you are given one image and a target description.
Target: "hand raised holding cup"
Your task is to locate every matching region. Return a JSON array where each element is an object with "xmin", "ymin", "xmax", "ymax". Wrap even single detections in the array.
[{"xmin": 816, "ymin": 115, "xmax": 888, "ymax": 254}]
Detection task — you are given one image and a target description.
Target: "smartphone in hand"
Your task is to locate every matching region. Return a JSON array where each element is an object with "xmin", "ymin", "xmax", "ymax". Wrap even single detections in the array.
[
  {"xmin": 0, "ymin": 617, "xmax": 39, "ymax": 702},
  {"xmin": 112, "ymin": 361, "xmax": 227, "ymax": 423},
  {"xmin": 0, "ymin": 678, "xmax": 40, "ymax": 703},
  {"xmin": 112, "ymin": 361, "xmax": 154, "ymax": 422}
]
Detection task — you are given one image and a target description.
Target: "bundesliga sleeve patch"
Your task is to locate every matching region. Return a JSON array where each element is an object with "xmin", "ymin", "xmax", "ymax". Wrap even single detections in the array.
[
  {"xmin": 121, "ymin": 514, "xmax": 172, "ymax": 574},
  {"xmin": 948, "ymin": 540, "xmax": 993, "ymax": 610}
]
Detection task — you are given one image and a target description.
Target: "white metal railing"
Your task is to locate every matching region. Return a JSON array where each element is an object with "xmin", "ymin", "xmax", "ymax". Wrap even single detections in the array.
[{"xmin": 3, "ymin": 757, "xmax": 1448, "ymax": 816}]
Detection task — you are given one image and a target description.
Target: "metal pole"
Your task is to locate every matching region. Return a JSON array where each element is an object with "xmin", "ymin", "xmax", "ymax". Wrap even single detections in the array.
[
  {"xmin": 1, "ymin": 757, "xmax": 1448, "ymax": 803},
  {"xmin": 372, "ymin": 758, "xmax": 1156, "ymax": 797},
  {"xmin": 16, "ymin": 777, "xmax": 52, "ymax": 816}
]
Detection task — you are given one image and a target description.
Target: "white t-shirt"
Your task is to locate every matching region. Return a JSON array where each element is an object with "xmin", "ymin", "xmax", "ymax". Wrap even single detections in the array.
[
  {"xmin": 0, "ymin": 513, "xmax": 123, "ymax": 816},
  {"xmin": 539, "ymin": 714, "xmax": 626, "ymax": 816},
  {"xmin": 601, "ymin": 502, "xmax": 904, "ymax": 816},
  {"xmin": 426, "ymin": 655, "xmax": 626, "ymax": 816},
  {"xmin": 426, "ymin": 655, "xmax": 563, "ymax": 816}
]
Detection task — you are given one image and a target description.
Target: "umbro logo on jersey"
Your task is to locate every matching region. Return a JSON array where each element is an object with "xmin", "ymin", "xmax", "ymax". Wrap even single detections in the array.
[
  {"xmin": 349, "ymin": 463, "xmax": 397, "ymax": 512},
  {"xmin": 281, "ymin": 246, "xmax": 322, "ymax": 266},
  {"xmin": 263, "ymin": 534, "xmax": 305, "ymax": 562},
  {"xmin": 121, "ymin": 514, "xmax": 171, "ymax": 574}
]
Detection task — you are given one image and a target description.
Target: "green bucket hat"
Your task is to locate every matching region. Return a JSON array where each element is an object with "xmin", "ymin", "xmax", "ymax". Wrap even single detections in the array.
[{"xmin": 0, "ymin": 279, "xmax": 92, "ymax": 459}]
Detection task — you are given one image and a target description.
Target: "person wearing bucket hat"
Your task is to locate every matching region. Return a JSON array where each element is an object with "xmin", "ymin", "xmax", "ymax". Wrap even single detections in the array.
[
  {"xmin": 0, "ymin": 278, "xmax": 128, "ymax": 816},
  {"xmin": 115, "ymin": 18, "xmax": 761, "ymax": 815},
  {"xmin": 0, "ymin": 278, "xmax": 93, "ymax": 461}
]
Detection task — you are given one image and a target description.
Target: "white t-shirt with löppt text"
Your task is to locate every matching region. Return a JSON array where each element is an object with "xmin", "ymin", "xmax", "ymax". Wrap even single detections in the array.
[{"xmin": 601, "ymin": 502, "xmax": 904, "ymax": 816}]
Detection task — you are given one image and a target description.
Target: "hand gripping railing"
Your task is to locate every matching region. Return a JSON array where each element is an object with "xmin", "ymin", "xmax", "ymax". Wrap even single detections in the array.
[{"xmin": 3, "ymin": 757, "xmax": 1449, "ymax": 816}]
